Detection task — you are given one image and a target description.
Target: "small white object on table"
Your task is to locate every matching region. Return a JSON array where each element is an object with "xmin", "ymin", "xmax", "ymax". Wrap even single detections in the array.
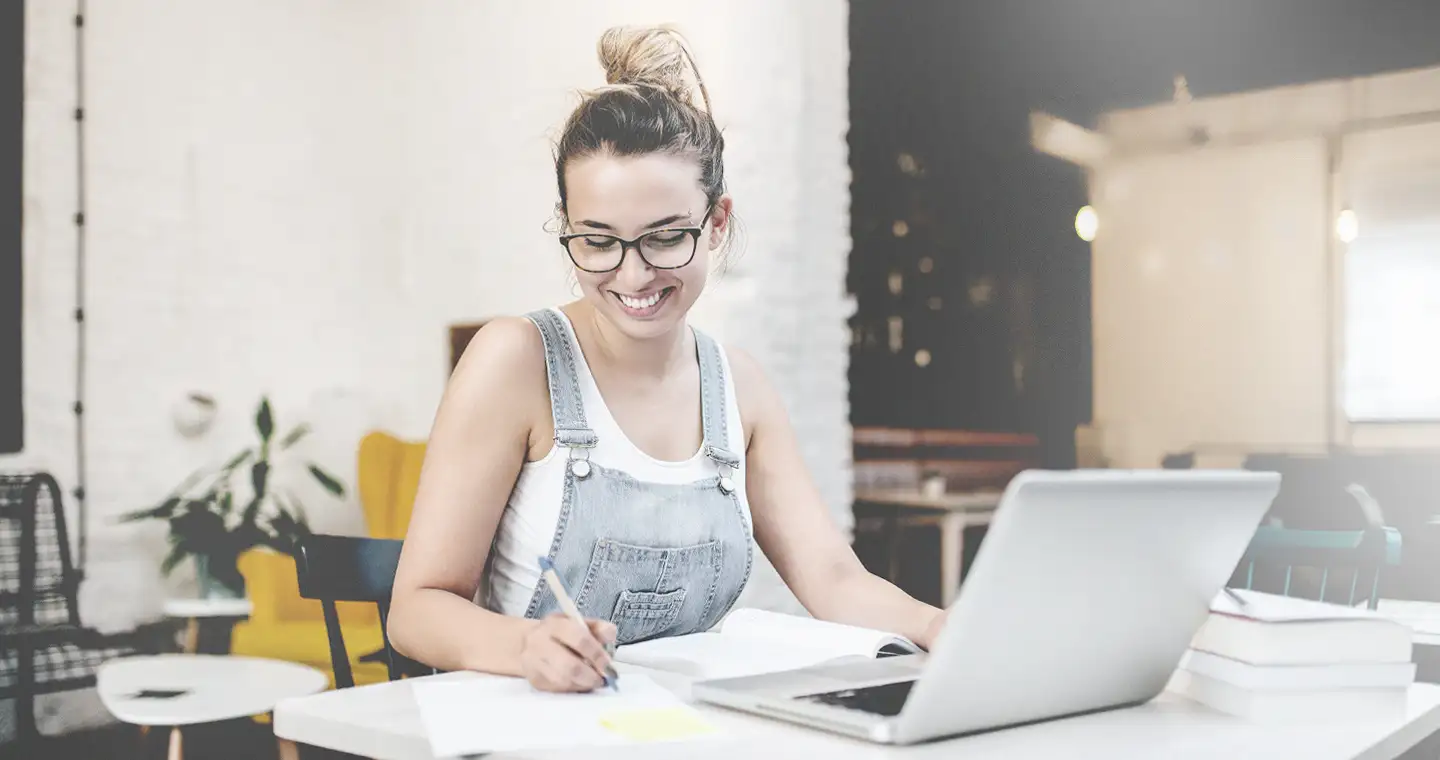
[
  {"xmin": 853, "ymin": 488, "xmax": 1003, "ymax": 606},
  {"xmin": 163, "ymin": 597, "xmax": 254, "ymax": 654},
  {"xmin": 162, "ymin": 597, "xmax": 253, "ymax": 619},
  {"xmin": 98, "ymin": 654, "xmax": 327, "ymax": 760},
  {"xmin": 273, "ymin": 664, "xmax": 1440, "ymax": 760}
]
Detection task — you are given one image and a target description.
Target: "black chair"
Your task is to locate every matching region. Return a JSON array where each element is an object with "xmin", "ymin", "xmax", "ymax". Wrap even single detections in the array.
[{"xmin": 294, "ymin": 534, "xmax": 432, "ymax": 688}]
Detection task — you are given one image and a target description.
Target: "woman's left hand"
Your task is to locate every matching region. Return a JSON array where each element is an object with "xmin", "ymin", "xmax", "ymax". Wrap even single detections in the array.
[{"xmin": 917, "ymin": 608, "xmax": 948, "ymax": 651}]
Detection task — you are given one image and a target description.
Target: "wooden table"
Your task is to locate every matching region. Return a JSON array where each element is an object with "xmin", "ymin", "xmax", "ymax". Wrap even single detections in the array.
[
  {"xmin": 273, "ymin": 665, "xmax": 1440, "ymax": 759},
  {"xmin": 853, "ymin": 488, "xmax": 1003, "ymax": 606}
]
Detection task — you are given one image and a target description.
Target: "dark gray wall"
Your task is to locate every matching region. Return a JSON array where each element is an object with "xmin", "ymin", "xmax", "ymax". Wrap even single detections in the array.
[{"xmin": 2, "ymin": 1, "xmax": 23, "ymax": 454}]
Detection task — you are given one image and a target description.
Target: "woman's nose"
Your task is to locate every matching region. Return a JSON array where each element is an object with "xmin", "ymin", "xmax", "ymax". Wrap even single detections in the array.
[{"xmin": 614, "ymin": 243, "xmax": 656, "ymax": 288}]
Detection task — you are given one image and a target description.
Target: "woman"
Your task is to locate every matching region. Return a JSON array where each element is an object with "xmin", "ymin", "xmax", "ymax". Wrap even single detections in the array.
[{"xmin": 388, "ymin": 24, "xmax": 947, "ymax": 693}]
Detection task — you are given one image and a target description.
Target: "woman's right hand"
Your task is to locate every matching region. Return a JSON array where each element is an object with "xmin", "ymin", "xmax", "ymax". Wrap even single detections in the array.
[{"xmin": 519, "ymin": 613, "xmax": 618, "ymax": 692}]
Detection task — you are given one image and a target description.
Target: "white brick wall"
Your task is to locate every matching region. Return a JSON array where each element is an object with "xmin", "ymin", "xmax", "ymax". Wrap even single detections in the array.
[{"xmin": 9, "ymin": 2, "xmax": 850, "ymax": 732}]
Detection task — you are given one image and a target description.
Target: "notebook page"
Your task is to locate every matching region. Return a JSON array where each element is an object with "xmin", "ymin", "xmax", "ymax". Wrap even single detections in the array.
[
  {"xmin": 1215, "ymin": 589, "xmax": 1403, "ymax": 624},
  {"xmin": 720, "ymin": 608, "xmax": 919, "ymax": 657},
  {"xmin": 615, "ymin": 631, "xmax": 861, "ymax": 680},
  {"xmin": 412, "ymin": 674, "xmax": 719, "ymax": 756}
]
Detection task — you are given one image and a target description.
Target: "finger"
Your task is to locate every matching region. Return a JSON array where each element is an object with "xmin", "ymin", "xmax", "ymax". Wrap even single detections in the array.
[
  {"xmin": 540, "ymin": 654, "xmax": 585, "ymax": 693},
  {"xmin": 566, "ymin": 659, "xmax": 603, "ymax": 692},
  {"xmin": 588, "ymin": 618, "xmax": 618, "ymax": 646},
  {"xmin": 552, "ymin": 620, "xmax": 610, "ymax": 674}
]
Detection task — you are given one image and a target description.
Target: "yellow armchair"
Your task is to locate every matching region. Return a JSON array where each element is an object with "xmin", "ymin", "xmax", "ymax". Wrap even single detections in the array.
[
  {"xmin": 231, "ymin": 548, "xmax": 390, "ymax": 688},
  {"xmin": 230, "ymin": 429, "xmax": 427, "ymax": 688},
  {"xmin": 358, "ymin": 431, "xmax": 428, "ymax": 539}
]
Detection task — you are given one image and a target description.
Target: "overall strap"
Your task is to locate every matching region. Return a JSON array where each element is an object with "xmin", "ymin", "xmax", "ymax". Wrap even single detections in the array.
[
  {"xmin": 693, "ymin": 327, "xmax": 741, "ymax": 476},
  {"xmin": 525, "ymin": 309, "xmax": 597, "ymax": 450}
]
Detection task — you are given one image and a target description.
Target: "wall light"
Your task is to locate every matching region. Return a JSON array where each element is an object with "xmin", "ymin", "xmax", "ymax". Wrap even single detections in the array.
[
  {"xmin": 1336, "ymin": 208, "xmax": 1359, "ymax": 243},
  {"xmin": 1075, "ymin": 205, "xmax": 1099, "ymax": 242}
]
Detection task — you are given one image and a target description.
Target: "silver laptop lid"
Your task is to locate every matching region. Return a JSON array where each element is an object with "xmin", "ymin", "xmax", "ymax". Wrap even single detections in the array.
[{"xmin": 894, "ymin": 469, "xmax": 1280, "ymax": 743}]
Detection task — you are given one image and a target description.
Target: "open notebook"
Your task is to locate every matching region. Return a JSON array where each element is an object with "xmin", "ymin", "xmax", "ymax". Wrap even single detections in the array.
[{"xmin": 614, "ymin": 608, "xmax": 921, "ymax": 681}]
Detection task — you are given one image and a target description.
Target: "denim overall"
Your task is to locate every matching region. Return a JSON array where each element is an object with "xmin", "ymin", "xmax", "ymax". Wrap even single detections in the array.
[{"xmin": 520, "ymin": 309, "xmax": 754, "ymax": 645}]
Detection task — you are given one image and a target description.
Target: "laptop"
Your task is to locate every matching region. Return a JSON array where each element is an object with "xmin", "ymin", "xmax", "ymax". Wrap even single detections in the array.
[{"xmin": 692, "ymin": 468, "xmax": 1281, "ymax": 745}]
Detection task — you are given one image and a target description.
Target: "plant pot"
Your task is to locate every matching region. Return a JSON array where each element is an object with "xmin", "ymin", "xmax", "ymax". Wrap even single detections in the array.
[{"xmin": 195, "ymin": 555, "xmax": 245, "ymax": 600}]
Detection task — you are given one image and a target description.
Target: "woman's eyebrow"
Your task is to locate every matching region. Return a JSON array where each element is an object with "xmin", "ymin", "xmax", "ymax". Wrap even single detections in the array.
[{"xmin": 574, "ymin": 212, "xmax": 691, "ymax": 231}]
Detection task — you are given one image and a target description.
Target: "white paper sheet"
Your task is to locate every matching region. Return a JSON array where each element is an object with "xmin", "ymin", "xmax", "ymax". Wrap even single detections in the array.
[
  {"xmin": 616, "ymin": 631, "xmax": 860, "ymax": 680},
  {"xmin": 412, "ymin": 674, "xmax": 720, "ymax": 756}
]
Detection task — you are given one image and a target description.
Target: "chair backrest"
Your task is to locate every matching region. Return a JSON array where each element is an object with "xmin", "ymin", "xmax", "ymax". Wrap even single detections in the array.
[
  {"xmin": 357, "ymin": 431, "xmax": 427, "ymax": 540},
  {"xmin": 0, "ymin": 472, "xmax": 82, "ymax": 632},
  {"xmin": 1234, "ymin": 523, "xmax": 1400, "ymax": 609},
  {"xmin": 294, "ymin": 533, "xmax": 426, "ymax": 688}
]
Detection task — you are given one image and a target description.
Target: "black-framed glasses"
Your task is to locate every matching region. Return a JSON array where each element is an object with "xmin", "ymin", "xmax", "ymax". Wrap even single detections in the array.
[{"xmin": 558, "ymin": 206, "xmax": 712, "ymax": 273}]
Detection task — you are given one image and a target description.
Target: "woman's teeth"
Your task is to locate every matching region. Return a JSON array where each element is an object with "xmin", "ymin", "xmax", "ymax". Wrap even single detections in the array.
[{"xmin": 618, "ymin": 290, "xmax": 664, "ymax": 310}]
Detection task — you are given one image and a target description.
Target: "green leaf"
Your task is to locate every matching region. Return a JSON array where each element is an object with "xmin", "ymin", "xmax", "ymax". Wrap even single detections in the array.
[
  {"xmin": 307, "ymin": 464, "xmax": 345, "ymax": 497},
  {"xmin": 159, "ymin": 541, "xmax": 190, "ymax": 576},
  {"xmin": 117, "ymin": 497, "xmax": 181, "ymax": 523},
  {"xmin": 221, "ymin": 449, "xmax": 252, "ymax": 473},
  {"xmin": 167, "ymin": 465, "xmax": 213, "ymax": 499},
  {"xmin": 229, "ymin": 521, "xmax": 267, "ymax": 553},
  {"xmin": 170, "ymin": 507, "xmax": 228, "ymax": 551},
  {"xmin": 250, "ymin": 460, "xmax": 270, "ymax": 502},
  {"xmin": 279, "ymin": 423, "xmax": 311, "ymax": 450},
  {"xmin": 240, "ymin": 495, "xmax": 263, "ymax": 526},
  {"xmin": 256, "ymin": 397, "xmax": 274, "ymax": 444},
  {"xmin": 206, "ymin": 556, "xmax": 247, "ymax": 595},
  {"xmin": 264, "ymin": 504, "xmax": 311, "ymax": 556}
]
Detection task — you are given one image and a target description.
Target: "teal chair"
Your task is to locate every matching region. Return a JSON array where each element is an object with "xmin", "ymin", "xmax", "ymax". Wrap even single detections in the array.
[{"xmin": 1233, "ymin": 485, "xmax": 1401, "ymax": 609}]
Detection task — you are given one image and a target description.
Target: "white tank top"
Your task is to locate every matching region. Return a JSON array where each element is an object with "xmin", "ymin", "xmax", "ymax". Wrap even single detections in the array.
[{"xmin": 482, "ymin": 308, "xmax": 753, "ymax": 616}]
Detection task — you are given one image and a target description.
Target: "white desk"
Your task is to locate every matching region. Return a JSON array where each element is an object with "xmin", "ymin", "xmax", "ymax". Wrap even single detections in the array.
[
  {"xmin": 1376, "ymin": 599, "xmax": 1440, "ymax": 648},
  {"xmin": 273, "ymin": 665, "xmax": 1440, "ymax": 760},
  {"xmin": 853, "ymin": 488, "xmax": 1002, "ymax": 605}
]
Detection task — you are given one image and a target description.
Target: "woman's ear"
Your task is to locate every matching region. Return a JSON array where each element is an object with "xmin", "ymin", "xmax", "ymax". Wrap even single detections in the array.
[{"xmin": 709, "ymin": 195, "xmax": 734, "ymax": 249}]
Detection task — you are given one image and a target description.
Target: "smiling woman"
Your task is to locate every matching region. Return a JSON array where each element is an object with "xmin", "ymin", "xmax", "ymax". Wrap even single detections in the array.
[{"xmin": 386, "ymin": 24, "xmax": 946, "ymax": 695}]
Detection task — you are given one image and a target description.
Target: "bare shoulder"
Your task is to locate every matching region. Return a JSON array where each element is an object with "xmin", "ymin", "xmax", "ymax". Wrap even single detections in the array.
[
  {"xmin": 441, "ymin": 316, "xmax": 550, "ymax": 448},
  {"xmin": 451, "ymin": 316, "xmax": 546, "ymax": 389}
]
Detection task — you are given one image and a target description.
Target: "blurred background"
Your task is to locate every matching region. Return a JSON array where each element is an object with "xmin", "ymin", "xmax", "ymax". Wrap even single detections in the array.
[{"xmin": 5, "ymin": 0, "xmax": 1440, "ymax": 755}]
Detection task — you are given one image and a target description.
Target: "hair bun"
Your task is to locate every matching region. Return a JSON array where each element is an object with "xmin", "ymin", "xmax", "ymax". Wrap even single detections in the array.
[{"xmin": 597, "ymin": 25, "xmax": 711, "ymax": 112}]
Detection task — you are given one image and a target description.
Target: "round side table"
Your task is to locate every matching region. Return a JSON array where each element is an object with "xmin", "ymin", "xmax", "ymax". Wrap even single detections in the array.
[
  {"xmin": 163, "ymin": 597, "xmax": 253, "ymax": 654},
  {"xmin": 97, "ymin": 654, "xmax": 327, "ymax": 760}
]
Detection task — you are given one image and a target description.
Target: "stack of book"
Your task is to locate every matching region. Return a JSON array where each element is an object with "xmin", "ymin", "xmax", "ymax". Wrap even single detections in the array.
[{"xmin": 1168, "ymin": 588, "xmax": 1415, "ymax": 721}]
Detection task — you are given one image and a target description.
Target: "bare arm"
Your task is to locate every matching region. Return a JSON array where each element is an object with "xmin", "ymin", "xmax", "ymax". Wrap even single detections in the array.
[
  {"xmin": 386, "ymin": 318, "xmax": 547, "ymax": 675},
  {"xmin": 731, "ymin": 348, "xmax": 946, "ymax": 648}
]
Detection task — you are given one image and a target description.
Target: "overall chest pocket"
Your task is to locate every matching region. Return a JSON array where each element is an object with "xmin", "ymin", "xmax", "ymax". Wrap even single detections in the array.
[{"xmin": 574, "ymin": 538, "xmax": 723, "ymax": 645}]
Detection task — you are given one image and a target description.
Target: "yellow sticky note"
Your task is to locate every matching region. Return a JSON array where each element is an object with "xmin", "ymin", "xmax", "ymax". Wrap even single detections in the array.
[{"xmin": 599, "ymin": 707, "xmax": 719, "ymax": 742}]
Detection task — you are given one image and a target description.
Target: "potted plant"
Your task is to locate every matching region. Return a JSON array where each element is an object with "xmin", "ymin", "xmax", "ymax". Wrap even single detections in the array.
[{"xmin": 120, "ymin": 396, "xmax": 346, "ymax": 599}]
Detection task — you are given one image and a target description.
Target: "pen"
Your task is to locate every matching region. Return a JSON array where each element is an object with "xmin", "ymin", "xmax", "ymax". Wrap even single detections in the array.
[
  {"xmin": 538, "ymin": 556, "xmax": 619, "ymax": 691},
  {"xmin": 1222, "ymin": 587, "xmax": 1250, "ymax": 612}
]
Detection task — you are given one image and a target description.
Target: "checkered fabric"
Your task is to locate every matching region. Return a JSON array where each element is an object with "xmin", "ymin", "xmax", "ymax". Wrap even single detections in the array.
[{"xmin": 0, "ymin": 472, "xmax": 144, "ymax": 746}]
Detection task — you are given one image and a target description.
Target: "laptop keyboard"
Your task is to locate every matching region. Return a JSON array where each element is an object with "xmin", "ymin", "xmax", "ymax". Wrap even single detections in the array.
[{"xmin": 797, "ymin": 680, "xmax": 915, "ymax": 717}]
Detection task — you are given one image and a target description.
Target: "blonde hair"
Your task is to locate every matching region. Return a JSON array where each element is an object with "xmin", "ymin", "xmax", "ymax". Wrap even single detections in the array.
[
  {"xmin": 595, "ymin": 25, "xmax": 713, "ymax": 113},
  {"xmin": 553, "ymin": 25, "xmax": 735, "ymax": 257}
]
